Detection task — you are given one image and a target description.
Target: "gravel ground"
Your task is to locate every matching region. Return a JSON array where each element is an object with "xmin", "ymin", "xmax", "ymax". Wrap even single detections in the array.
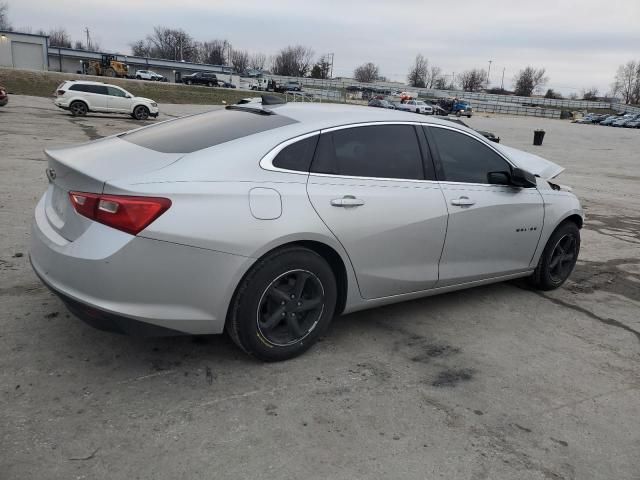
[{"xmin": 1, "ymin": 96, "xmax": 639, "ymax": 480}]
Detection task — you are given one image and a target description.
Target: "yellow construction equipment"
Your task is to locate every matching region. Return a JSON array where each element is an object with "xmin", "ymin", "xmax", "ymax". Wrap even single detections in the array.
[{"xmin": 86, "ymin": 55, "xmax": 128, "ymax": 78}]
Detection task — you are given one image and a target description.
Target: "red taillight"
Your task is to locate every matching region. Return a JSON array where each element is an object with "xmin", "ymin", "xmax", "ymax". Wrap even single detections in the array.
[{"xmin": 69, "ymin": 192, "xmax": 171, "ymax": 235}]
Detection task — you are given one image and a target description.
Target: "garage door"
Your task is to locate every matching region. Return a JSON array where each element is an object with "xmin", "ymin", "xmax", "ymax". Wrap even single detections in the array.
[{"xmin": 11, "ymin": 41, "xmax": 45, "ymax": 70}]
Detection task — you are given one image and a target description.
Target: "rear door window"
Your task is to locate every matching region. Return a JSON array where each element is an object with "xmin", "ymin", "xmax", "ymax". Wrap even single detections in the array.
[{"xmin": 311, "ymin": 124, "xmax": 424, "ymax": 180}]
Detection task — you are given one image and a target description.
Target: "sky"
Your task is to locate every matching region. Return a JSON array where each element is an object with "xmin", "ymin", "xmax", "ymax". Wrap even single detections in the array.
[{"xmin": 5, "ymin": 0, "xmax": 640, "ymax": 95}]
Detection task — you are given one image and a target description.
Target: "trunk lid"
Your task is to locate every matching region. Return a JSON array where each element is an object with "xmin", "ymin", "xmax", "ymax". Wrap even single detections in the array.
[
  {"xmin": 493, "ymin": 143, "xmax": 564, "ymax": 179},
  {"xmin": 43, "ymin": 137, "xmax": 183, "ymax": 241}
]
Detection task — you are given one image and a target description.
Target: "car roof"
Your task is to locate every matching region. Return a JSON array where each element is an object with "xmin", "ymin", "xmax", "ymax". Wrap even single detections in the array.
[
  {"xmin": 65, "ymin": 80, "xmax": 115, "ymax": 86},
  {"xmin": 266, "ymin": 103, "xmax": 464, "ymax": 132}
]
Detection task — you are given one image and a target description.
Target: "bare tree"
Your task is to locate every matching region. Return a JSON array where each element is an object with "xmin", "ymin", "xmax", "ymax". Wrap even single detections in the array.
[
  {"xmin": 580, "ymin": 87, "xmax": 599, "ymax": 101},
  {"xmin": 458, "ymin": 69, "xmax": 486, "ymax": 92},
  {"xmin": 231, "ymin": 49, "xmax": 249, "ymax": 74},
  {"xmin": 272, "ymin": 45, "xmax": 314, "ymax": 77},
  {"xmin": 353, "ymin": 62, "xmax": 379, "ymax": 83},
  {"xmin": 544, "ymin": 88, "xmax": 562, "ymax": 99},
  {"xmin": 197, "ymin": 39, "xmax": 229, "ymax": 65},
  {"xmin": 407, "ymin": 54, "xmax": 428, "ymax": 88},
  {"xmin": 426, "ymin": 65, "xmax": 442, "ymax": 89},
  {"xmin": 248, "ymin": 52, "xmax": 267, "ymax": 70},
  {"xmin": 0, "ymin": 2, "xmax": 11, "ymax": 31},
  {"xmin": 130, "ymin": 27, "xmax": 197, "ymax": 62},
  {"xmin": 47, "ymin": 28, "xmax": 72, "ymax": 48},
  {"xmin": 513, "ymin": 66, "xmax": 548, "ymax": 97},
  {"xmin": 612, "ymin": 61, "xmax": 639, "ymax": 104}
]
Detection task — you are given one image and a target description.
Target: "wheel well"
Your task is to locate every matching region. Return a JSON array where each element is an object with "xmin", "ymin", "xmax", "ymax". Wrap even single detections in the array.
[
  {"xmin": 562, "ymin": 214, "xmax": 583, "ymax": 229},
  {"xmin": 246, "ymin": 241, "xmax": 348, "ymax": 316},
  {"xmin": 70, "ymin": 99, "xmax": 88, "ymax": 108}
]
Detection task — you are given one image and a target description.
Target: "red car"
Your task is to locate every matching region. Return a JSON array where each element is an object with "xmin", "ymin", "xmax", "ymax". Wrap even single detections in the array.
[{"xmin": 0, "ymin": 85, "xmax": 8, "ymax": 107}]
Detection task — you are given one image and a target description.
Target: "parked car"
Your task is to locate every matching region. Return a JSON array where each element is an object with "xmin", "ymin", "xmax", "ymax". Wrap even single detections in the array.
[
  {"xmin": 624, "ymin": 116, "xmax": 640, "ymax": 128},
  {"xmin": 600, "ymin": 115, "xmax": 623, "ymax": 126},
  {"xmin": 0, "ymin": 85, "xmax": 7, "ymax": 107},
  {"xmin": 182, "ymin": 72, "xmax": 218, "ymax": 87},
  {"xmin": 368, "ymin": 99, "xmax": 395, "ymax": 109},
  {"xmin": 284, "ymin": 81, "xmax": 302, "ymax": 92},
  {"xmin": 53, "ymin": 80, "xmax": 159, "ymax": 120},
  {"xmin": 612, "ymin": 114, "xmax": 637, "ymax": 127},
  {"xmin": 395, "ymin": 100, "xmax": 433, "ymax": 114},
  {"xmin": 445, "ymin": 118, "xmax": 500, "ymax": 143},
  {"xmin": 135, "ymin": 70, "xmax": 167, "ymax": 82},
  {"xmin": 31, "ymin": 101, "xmax": 582, "ymax": 361}
]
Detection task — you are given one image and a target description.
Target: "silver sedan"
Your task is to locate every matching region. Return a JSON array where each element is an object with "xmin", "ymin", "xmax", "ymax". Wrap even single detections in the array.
[{"xmin": 31, "ymin": 100, "xmax": 583, "ymax": 361}]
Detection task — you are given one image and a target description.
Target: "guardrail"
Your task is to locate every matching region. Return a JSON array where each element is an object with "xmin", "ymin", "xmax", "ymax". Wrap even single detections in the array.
[{"xmin": 473, "ymin": 102, "xmax": 561, "ymax": 118}]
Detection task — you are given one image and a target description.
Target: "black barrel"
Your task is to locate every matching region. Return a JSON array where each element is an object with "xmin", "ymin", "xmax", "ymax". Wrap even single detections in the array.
[{"xmin": 533, "ymin": 129, "xmax": 545, "ymax": 145}]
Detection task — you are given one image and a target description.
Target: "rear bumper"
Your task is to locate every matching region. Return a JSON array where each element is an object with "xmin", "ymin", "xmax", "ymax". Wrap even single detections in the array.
[{"xmin": 30, "ymin": 194, "xmax": 251, "ymax": 336}]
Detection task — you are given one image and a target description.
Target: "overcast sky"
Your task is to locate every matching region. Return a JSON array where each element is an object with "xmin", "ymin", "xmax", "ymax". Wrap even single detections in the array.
[{"xmin": 7, "ymin": 0, "xmax": 640, "ymax": 94}]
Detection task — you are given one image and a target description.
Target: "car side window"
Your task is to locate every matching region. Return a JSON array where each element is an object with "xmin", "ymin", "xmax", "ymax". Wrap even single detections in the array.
[
  {"xmin": 69, "ymin": 84, "xmax": 88, "ymax": 92},
  {"xmin": 428, "ymin": 126, "xmax": 511, "ymax": 184},
  {"xmin": 272, "ymin": 135, "xmax": 319, "ymax": 172},
  {"xmin": 107, "ymin": 86, "xmax": 127, "ymax": 97},
  {"xmin": 312, "ymin": 125, "xmax": 424, "ymax": 180}
]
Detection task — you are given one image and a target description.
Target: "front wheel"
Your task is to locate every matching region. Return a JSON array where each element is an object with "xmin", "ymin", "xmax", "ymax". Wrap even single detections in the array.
[
  {"xmin": 530, "ymin": 221, "xmax": 580, "ymax": 290},
  {"xmin": 227, "ymin": 247, "xmax": 337, "ymax": 361},
  {"xmin": 132, "ymin": 105, "xmax": 150, "ymax": 120}
]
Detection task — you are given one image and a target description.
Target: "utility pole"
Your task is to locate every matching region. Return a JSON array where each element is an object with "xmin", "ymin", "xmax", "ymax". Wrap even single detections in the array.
[
  {"xmin": 487, "ymin": 60, "xmax": 492, "ymax": 89},
  {"xmin": 228, "ymin": 43, "xmax": 232, "ymax": 82},
  {"xmin": 328, "ymin": 52, "xmax": 334, "ymax": 79},
  {"xmin": 84, "ymin": 27, "xmax": 91, "ymax": 50},
  {"xmin": 501, "ymin": 67, "xmax": 505, "ymax": 90}
]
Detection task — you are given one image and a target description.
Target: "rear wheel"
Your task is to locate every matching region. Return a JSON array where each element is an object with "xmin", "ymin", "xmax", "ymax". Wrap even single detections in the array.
[
  {"xmin": 69, "ymin": 101, "xmax": 88, "ymax": 116},
  {"xmin": 185, "ymin": 80, "xmax": 192, "ymax": 85},
  {"xmin": 136, "ymin": 75, "xmax": 142, "ymax": 80},
  {"xmin": 132, "ymin": 105, "xmax": 150, "ymax": 120},
  {"xmin": 105, "ymin": 67, "xmax": 116, "ymax": 77},
  {"xmin": 530, "ymin": 222, "xmax": 580, "ymax": 290},
  {"xmin": 227, "ymin": 247, "xmax": 337, "ymax": 361},
  {"xmin": 207, "ymin": 81, "xmax": 214, "ymax": 87}
]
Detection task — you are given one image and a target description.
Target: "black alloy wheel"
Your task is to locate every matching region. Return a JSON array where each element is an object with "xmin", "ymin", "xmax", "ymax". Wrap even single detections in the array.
[{"xmin": 257, "ymin": 269, "xmax": 325, "ymax": 346}]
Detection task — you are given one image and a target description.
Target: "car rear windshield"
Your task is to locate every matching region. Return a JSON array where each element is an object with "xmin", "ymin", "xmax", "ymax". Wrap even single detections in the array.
[{"xmin": 120, "ymin": 108, "xmax": 297, "ymax": 153}]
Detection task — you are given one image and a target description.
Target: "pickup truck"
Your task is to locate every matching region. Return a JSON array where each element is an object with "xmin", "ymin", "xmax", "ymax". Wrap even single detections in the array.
[
  {"xmin": 394, "ymin": 100, "xmax": 433, "ymax": 114},
  {"xmin": 437, "ymin": 99, "xmax": 473, "ymax": 117}
]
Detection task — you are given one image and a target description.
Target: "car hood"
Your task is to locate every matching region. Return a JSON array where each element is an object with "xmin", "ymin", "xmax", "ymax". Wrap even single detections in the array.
[
  {"xmin": 492, "ymin": 143, "xmax": 564, "ymax": 179},
  {"xmin": 134, "ymin": 97, "xmax": 155, "ymax": 103}
]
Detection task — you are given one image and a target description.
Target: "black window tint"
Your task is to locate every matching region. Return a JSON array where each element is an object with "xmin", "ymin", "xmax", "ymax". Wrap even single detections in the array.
[
  {"xmin": 122, "ymin": 109, "xmax": 297, "ymax": 153},
  {"xmin": 107, "ymin": 86, "xmax": 127, "ymax": 97},
  {"xmin": 74, "ymin": 84, "xmax": 107, "ymax": 95},
  {"xmin": 429, "ymin": 127, "xmax": 510, "ymax": 183},
  {"xmin": 272, "ymin": 135, "xmax": 318, "ymax": 172},
  {"xmin": 312, "ymin": 125, "xmax": 423, "ymax": 180},
  {"xmin": 69, "ymin": 84, "xmax": 88, "ymax": 92}
]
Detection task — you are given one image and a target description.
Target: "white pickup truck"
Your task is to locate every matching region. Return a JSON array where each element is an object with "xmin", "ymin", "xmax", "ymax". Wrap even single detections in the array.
[{"xmin": 394, "ymin": 100, "xmax": 433, "ymax": 114}]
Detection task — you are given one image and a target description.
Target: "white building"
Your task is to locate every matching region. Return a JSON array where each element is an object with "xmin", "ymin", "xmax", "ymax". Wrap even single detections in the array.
[{"xmin": 0, "ymin": 31, "xmax": 49, "ymax": 70}]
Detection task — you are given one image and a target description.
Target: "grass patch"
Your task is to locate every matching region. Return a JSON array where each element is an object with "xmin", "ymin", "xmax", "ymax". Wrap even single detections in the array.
[{"xmin": 0, "ymin": 67, "xmax": 280, "ymax": 105}]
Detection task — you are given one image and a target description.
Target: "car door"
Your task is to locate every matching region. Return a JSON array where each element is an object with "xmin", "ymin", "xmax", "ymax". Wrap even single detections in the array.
[
  {"xmin": 424, "ymin": 125, "xmax": 544, "ymax": 286},
  {"xmin": 106, "ymin": 86, "xmax": 132, "ymax": 113},
  {"xmin": 84, "ymin": 84, "xmax": 109, "ymax": 111},
  {"xmin": 307, "ymin": 123, "xmax": 448, "ymax": 299}
]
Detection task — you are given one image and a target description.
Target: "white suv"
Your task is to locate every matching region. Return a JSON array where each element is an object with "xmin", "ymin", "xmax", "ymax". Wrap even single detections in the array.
[
  {"xmin": 135, "ymin": 70, "xmax": 166, "ymax": 81},
  {"xmin": 54, "ymin": 80, "xmax": 159, "ymax": 120}
]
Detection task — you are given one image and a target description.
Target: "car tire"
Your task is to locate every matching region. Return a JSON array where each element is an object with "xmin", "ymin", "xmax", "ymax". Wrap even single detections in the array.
[
  {"xmin": 69, "ymin": 101, "xmax": 88, "ymax": 117},
  {"xmin": 185, "ymin": 80, "xmax": 192, "ymax": 85},
  {"xmin": 456, "ymin": 111, "xmax": 461, "ymax": 117},
  {"xmin": 226, "ymin": 247, "xmax": 337, "ymax": 362},
  {"xmin": 136, "ymin": 75, "xmax": 142, "ymax": 80},
  {"xmin": 529, "ymin": 221, "xmax": 580, "ymax": 291},
  {"xmin": 133, "ymin": 105, "xmax": 150, "ymax": 121},
  {"xmin": 207, "ymin": 82, "xmax": 213, "ymax": 87}
]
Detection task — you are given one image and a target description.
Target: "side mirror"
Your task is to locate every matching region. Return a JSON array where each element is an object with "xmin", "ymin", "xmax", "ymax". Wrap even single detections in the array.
[
  {"xmin": 487, "ymin": 171, "xmax": 511, "ymax": 185},
  {"xmin": 510, "ymin": 167, "xmax": 537, "ymax": 188}
]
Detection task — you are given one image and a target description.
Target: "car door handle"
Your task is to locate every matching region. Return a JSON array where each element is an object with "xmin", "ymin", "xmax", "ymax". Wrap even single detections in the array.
[
  {"xmin": 450, "ymin": 196, "xmax": 475, "ymax": 206},
  {"xmin": 331, "ymin": 196, "xmax": 365, "ymax": 207}
]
